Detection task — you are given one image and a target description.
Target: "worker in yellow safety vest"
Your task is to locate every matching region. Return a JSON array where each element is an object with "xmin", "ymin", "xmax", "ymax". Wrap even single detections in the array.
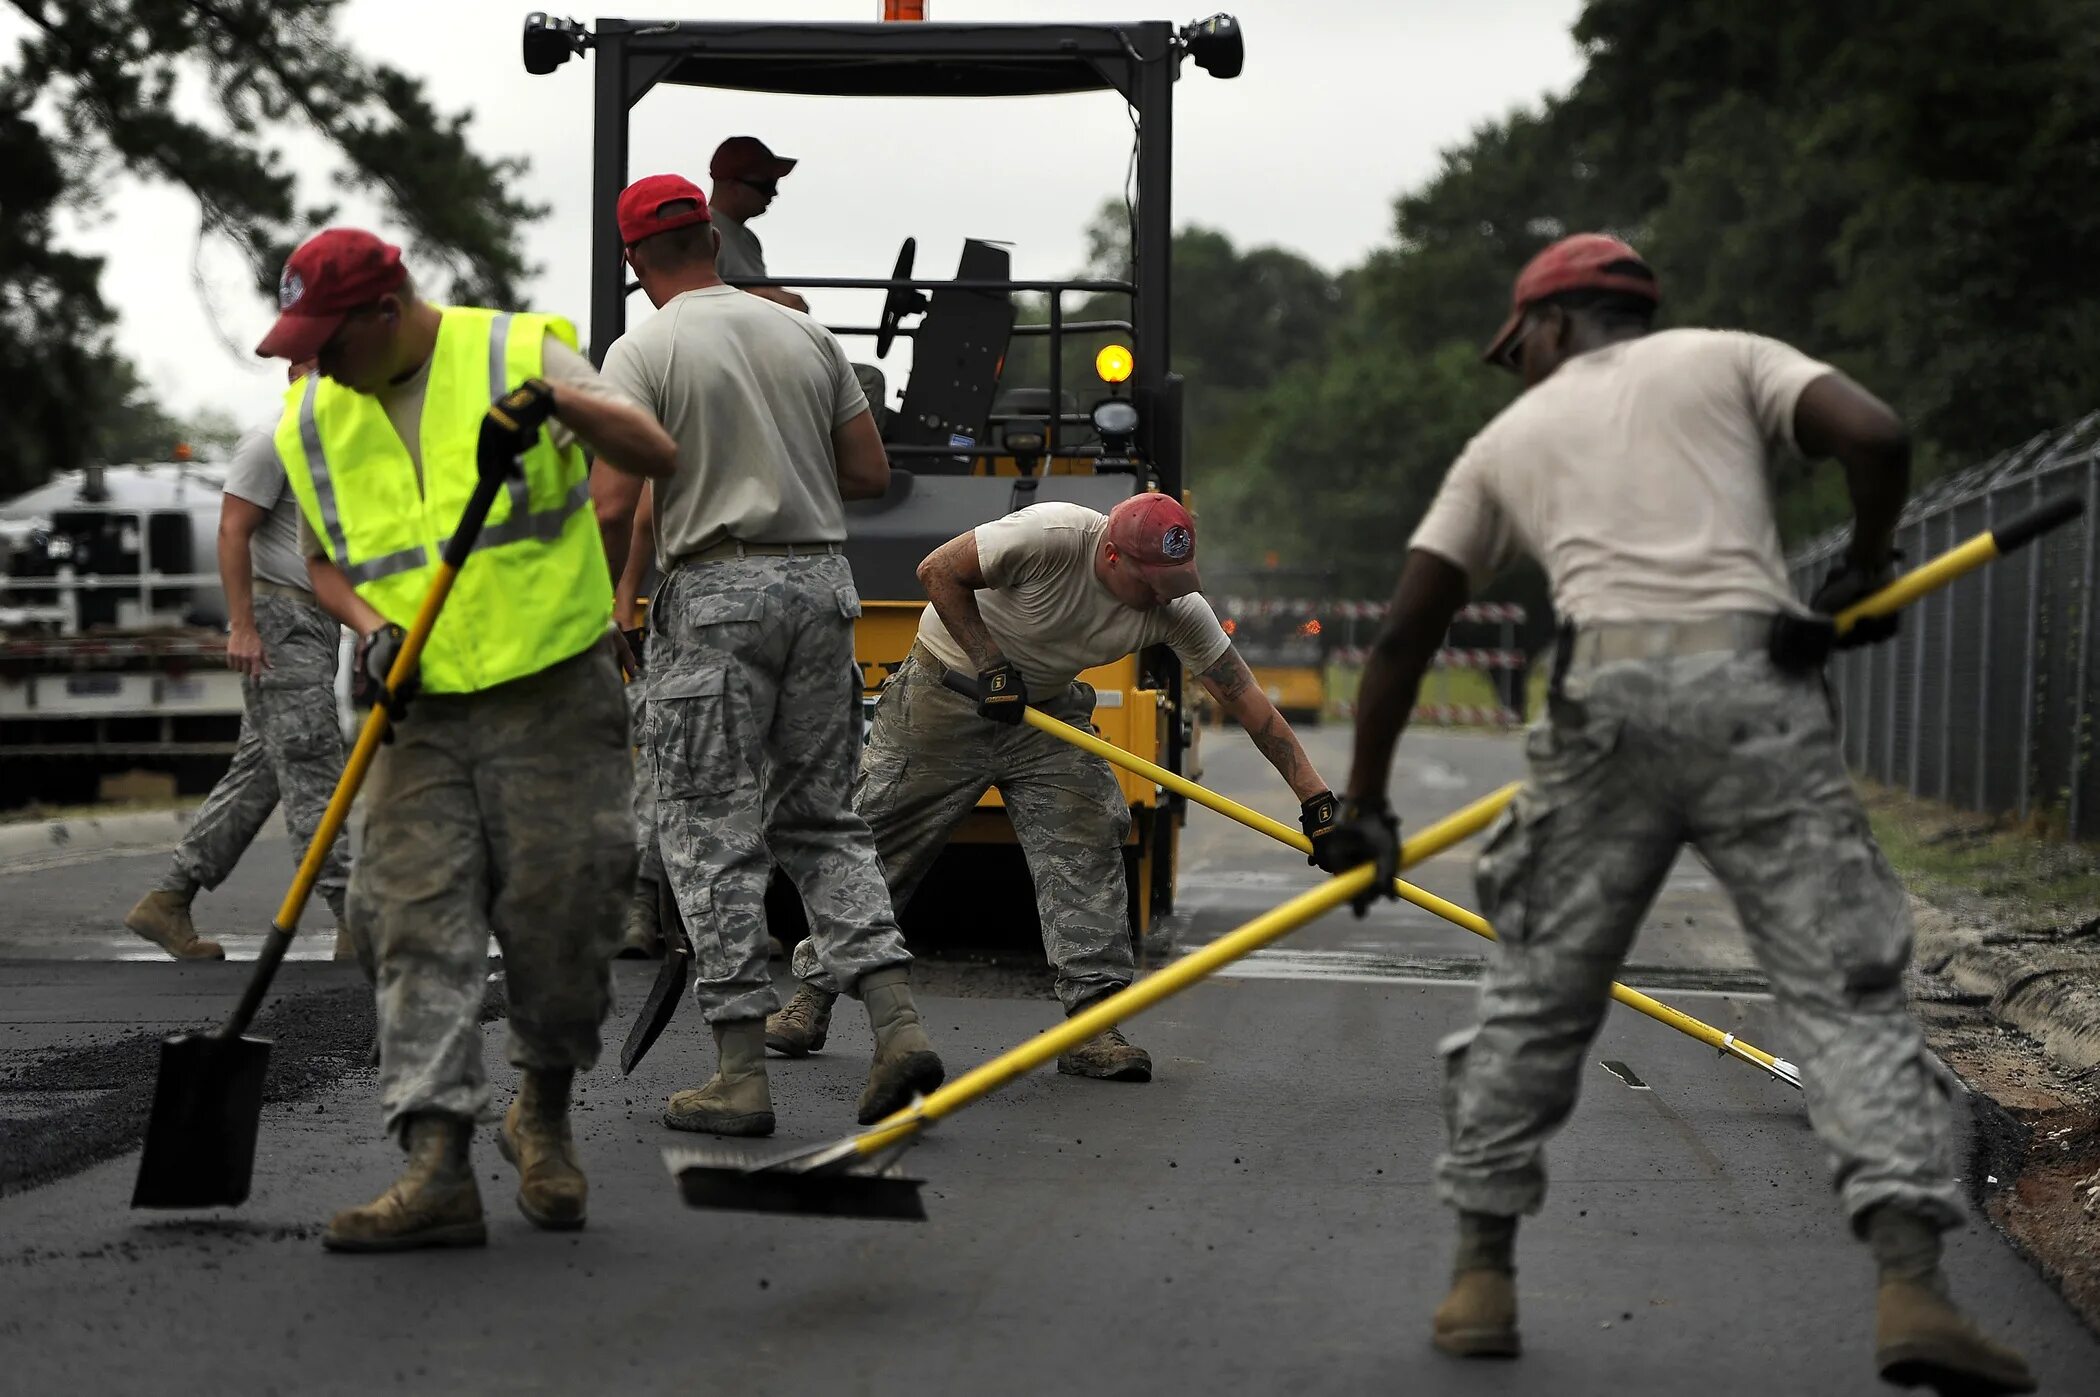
[{"xmin": 257, "ymin": 226, "xmax": 677, "ymax": 1252}]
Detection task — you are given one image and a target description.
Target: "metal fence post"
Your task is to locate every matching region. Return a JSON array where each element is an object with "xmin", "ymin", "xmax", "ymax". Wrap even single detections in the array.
[
  {"xmin": 1937, "ymin": 509, "xmax": 1954, "ymax": 801},
  {"xmin": 1977, "ymin": 489, "xmax": 1994, "ymax": 809},
  {"xmin": 2019, "ymin": 471, "xmax": 2043, "ymax": 820},
  {"xmin": 2070, "ymin": 458, "xmax": 2099, "ymax": 839}
]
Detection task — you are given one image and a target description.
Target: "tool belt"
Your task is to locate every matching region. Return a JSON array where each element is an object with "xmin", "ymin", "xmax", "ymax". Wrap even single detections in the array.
[{"xmin": 670, "ymin": 538, "xmax": 842, "ymax": 568}]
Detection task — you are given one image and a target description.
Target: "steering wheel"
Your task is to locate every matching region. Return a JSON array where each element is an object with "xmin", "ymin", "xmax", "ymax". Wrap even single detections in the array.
[{"xmin": 875, "ymin": 237, "xmax": 929, "ymax": 358}]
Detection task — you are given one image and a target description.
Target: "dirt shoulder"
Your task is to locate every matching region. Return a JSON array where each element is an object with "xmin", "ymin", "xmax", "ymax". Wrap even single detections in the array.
[{"xmin": 1865, "ymin": 784, "xmax": 2100, "ymax": 1331}]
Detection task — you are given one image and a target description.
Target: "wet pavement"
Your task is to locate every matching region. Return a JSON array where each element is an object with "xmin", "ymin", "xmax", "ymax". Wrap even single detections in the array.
[{"xmin": 1, "ymin": 727, "xmax": 2091, "ymax": 1394}]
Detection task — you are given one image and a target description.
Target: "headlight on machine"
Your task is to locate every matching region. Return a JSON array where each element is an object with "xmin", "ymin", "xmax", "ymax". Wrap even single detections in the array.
[{"xmin": 1091, "ymin": 398, "xmax": 1140, "ymax": 438}]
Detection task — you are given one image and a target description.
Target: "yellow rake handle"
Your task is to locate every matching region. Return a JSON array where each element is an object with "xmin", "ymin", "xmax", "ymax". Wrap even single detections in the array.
[
  {"xmin": 1010, "ymin": 709, "xmax": 1799, "ymax": 1088},
  {"xmin": 849, "ymin": 796, "xmax": 1502, "ymax": 1158}
]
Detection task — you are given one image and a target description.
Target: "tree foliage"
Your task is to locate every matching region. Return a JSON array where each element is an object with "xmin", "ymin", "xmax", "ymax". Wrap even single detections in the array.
[
  {"xmin": 1159, "ymin": 0, "xmax": 2100, "ymax": 610},
  {"xmin": 1, "ymin": 0, "xmax": 544, "ymax": 497}
]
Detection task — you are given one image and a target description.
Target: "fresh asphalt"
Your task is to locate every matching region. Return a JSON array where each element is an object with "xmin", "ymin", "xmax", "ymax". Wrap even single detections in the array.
[{"xmin": 1, "ymin": 727, "xmax": 2093, "ymax": 1395}]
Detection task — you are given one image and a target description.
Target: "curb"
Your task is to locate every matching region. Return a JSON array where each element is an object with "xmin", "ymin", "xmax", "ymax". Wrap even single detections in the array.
[
  {"xmin": 0, "ymin": 805, "xmax": 203, "ymax": 870},
  {"xmin": 1913, "ymin": 899, "xmax": 2100, "ymax": 1074}
]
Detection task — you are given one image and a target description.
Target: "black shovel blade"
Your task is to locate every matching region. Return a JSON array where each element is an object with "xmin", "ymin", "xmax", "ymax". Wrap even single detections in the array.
[
  {"xmin": 619, "ymin": 940, "xmax": 692, "ymax": 1075},
  {"xmin": 131, "ymin": 1032, "xmax": 271, "ymax": 1209},
  {"xmin": 664, "ymin": 1144, "xmax": 927, "ymax": 1221}
]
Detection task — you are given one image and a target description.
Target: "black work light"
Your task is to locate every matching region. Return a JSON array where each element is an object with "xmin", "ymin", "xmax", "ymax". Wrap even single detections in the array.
[
  {"xmin": 1180, "ymin": 14, "xmax": 1243, "ymax": 79},
  {"xmin": 523, "ymin": 13, "xmax": 588, "ymax": 74}
]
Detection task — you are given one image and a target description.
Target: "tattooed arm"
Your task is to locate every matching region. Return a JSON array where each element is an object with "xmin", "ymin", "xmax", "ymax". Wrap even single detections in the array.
[
  {"xmin": 1197, "ymin": 646, "xmax": 1328, "ymax": 800},
  {"xmin": 916, "ymin": 530, "xmax": 1007, "ymax": 671}
]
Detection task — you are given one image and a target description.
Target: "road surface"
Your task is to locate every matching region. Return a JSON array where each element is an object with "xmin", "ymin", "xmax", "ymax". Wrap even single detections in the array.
[{"xmin": 1, "ymin": 726, "xmax": 2090, "ymax": 1395}]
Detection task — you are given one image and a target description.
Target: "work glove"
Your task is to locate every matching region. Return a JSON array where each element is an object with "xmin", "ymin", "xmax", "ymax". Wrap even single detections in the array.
[
  {"xmin": 1768, "ymin": 548, "xmax": 1902, "ymax": 672},
  {"xmin": 977, "ymin": 661, "xmax": 1027, "ymax": 725},
  {"xmin": 1311, "ymin": 795, "xmax": 1401, "ymax": 918},
  {"xmin": 480, "ymin": 378, "xmax": 560, "ymax": 467},
  {"xmin": 354, "ymin": 623, "xmax": 419, "ymax": 732},
  {"xmin": 1299, "ymin": 789, "xmax": 1339, "ymax": 868},
  {"xmin": 1810, "ymin": 551, "xmax": 1902, "ymax": 649}
]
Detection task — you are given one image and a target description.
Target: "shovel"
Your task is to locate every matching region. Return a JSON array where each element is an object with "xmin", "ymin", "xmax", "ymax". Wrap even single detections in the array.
[
  {"xmin": 619, "ymin": 874, "xmax": 694, "ymax": 1075},
  {"xmin": 131, "ymin": 391, "xmax": 536, "ymax": 1210},
  {"xmin": 662, "ymin": 789, "xmax": 1508, "ymax": 1221}
]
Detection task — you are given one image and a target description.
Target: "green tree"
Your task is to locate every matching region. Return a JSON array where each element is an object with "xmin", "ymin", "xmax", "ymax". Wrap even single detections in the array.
[{"xmin": 1, "ymin": 0, "xmax": 545, "ymax": 497}]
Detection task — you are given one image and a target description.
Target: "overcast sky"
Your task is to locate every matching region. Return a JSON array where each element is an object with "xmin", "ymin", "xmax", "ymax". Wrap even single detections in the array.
[{"xmin": 47, "ymin": 0, "xmax": 1586, "ymax": 434}]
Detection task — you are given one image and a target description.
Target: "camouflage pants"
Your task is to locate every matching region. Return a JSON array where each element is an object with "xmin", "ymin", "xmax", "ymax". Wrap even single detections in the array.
[
  {"xmin": 644, "ymin": 553, "xmax": 909, "ymax": 1024},
  {"xmin": 627, "ymin": 677, "xmax": 661, "ymax": 887},
  {"xmin": 790, "ymin": 647, "xmax": 1135, "ymax": 1013},
  {"xmin": 351, "ymin": 644, "xmax": 634, "ymax": 1133},
  {"xmin": 164, "ymin": 592, "xmax": 350, "ymax": 923},
  {"xmin": 1438, "ymin": 644, "xmax": 1965, "ymax": 1232}
]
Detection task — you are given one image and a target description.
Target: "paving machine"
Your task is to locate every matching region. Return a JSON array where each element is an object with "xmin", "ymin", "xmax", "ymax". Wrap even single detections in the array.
[{"xmin": 528, "ymin": 11, "xmax": 1243, "ymax": 948}]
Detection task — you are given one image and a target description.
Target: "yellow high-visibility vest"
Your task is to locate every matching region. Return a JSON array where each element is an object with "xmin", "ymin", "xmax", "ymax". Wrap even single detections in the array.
[{"xmin": 277, "ymin": 307, "xmax": 611, "ymax": 694}]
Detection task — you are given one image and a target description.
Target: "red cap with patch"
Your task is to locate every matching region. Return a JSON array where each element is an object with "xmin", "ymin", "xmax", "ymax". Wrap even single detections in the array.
[
  {"xmin": 1483, "ymin": 233, "xmax": 1659, "ymax": 365},
  {"xmin": 617, "ymin": 174, "xmax": 712, "ymax": 245},
  {"xmin": 1106, "ymin": 494, "xmax": 1202, "ymax": 599},
  {"xmin": 255, "ymin": 228, "xmax": 407, "ymax": 361}
]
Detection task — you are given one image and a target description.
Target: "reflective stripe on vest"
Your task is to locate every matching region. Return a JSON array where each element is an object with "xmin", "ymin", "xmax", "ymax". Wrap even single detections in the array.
[
  {"xmin": 277, "ymin": 306, "xmax": 611, "ymax": 694},
  {"xmin": 295, "ymin": 314, "xmax": 584, "ymax": 585}
]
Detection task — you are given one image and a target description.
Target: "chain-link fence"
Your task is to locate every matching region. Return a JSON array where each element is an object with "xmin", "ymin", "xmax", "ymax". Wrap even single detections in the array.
[{"xmin": 1788, "ymin": 413, "xmax": 2100, "ymax": 839}]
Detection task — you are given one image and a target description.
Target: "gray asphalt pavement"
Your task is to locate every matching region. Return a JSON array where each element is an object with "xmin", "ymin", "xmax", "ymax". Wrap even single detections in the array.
[{"xmin": 1, "ymin": 726, "xmax": 2092, "ymax": 1395}]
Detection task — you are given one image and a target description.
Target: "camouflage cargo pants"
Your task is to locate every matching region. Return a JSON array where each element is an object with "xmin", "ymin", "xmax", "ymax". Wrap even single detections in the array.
[
  {"xmin": 790, "ymin": 647, "xmax": 1135, "ymax": 1013},
  {"xmin": 164, "ymin": 592, "xmax": 351, "ymax": 923},
  {"xmin": 351, "ymin": 643, "xmax": 634, "ymax": 1133},
  {"xmin": 644, "ymin": 553, "xmax": 910, "ymax": 1024},
  {"xmin": 1438, "ymin": 642, "xmax": 1965, "ymax": 1231},
  {"xmin": 627, "ymin": 675, "xmax": 661, "ymax": 887}
]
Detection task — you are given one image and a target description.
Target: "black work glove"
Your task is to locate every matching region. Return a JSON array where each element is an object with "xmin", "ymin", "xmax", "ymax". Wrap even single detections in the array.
[
  {"xmin": 977, "ymin": 661, "xmax": 1027, "ymax": 724},
  {"xmin": 1811, "ymin": 551, "xmax": 1902, "ymax": 649},
  {"xmin": 1300, "ymin": 789, "xmax": 1339, "ymax": 868},
  {"xmin": 354, "ymin": 623, "xmax": 419, "ymax": 732},
  {"xmin": 480, "ymin": 378, "xmax": 559, "ymax": 467},
  {"xmin": 1311, "ymin": 796, "xmax": 1401, "ymax": 918}
]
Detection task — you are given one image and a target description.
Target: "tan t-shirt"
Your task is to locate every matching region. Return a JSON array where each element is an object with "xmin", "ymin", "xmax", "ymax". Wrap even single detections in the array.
[
  {"xmin": 1409, "ymin": 328, "xmax": 1834, "ymax": 622},
  {"xmin": 916, "ymin": 502, "xmax": 1234, "ymax": 694},
  {"xmin": 597, "ymin": 285, "xmax": 865, "ymax": 560},
  {"xmin": 297, "ymin": 330, "xmax": 612, "ymax": 558}
]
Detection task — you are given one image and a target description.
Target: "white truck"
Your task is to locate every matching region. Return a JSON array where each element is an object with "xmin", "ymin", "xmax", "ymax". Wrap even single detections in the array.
[{"xmin": 2, "ymin": 460, "xmax": 264, "ymax": 809}]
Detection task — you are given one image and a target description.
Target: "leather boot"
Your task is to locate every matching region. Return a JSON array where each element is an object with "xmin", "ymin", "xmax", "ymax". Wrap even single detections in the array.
[
  {"xmin": 765, "ymin": 985, "xmax": 836, "ymax": 1057},
  {"xmin": 664, "ymin": 1021, "xmax": 775, "ymax": 1136},
  {"xmin": 616, "ymin": 879, "xmax": 663, "ymax": 959},
  {"xmin": 1869, "ymin": 1205, "xmax": 2035, "ymax": 1393},
  {"xmin": 1433, "ymin": 1270, "xmax": 1521, "ymax": 1357},
  {"xmin": 1056, "ymin": 996, "xmax": 1152, "ymax": 1081},
  {"xmin": 1432, "ymin": 1212, "xmax": 1520, "ymax": 1357},
  {"xmin": 322, "ymin": 1113, "xmax": 485, "ymax": 1252},
  {"xmin": 856, "ymin": 968, "xmax": 945, "ymax": 1125},
  {"xmin": 124, "ymin": 888, "xmax": 224, "ymax": 961},
  {"xmin": 496, "ymin": 1068, "xmax": 587, "ymax": 1230}
]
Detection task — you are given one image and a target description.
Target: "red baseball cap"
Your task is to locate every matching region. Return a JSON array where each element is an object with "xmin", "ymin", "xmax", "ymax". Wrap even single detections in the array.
[
  {"xmin": 710, "ymin": 136, "xmax": 797, "ymax": 183},
  {"xmin": 254, "ymin": 228, "xmax": 407, "ymax": 360},
  {"xmin": 1106, "ymin": 494, "xmax": 1202, "ymax": 599},
  {"xmin": 617, "ymin": 174, "xmax": 712, "ymax": 246},
  {"xmin": 1482, "ymin": 233, "xmax": 1659, "ymax": 365}
]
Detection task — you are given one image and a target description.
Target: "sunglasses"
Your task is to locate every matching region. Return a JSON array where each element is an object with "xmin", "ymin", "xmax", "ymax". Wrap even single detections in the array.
[{"xmin": 733, "ymin": 177, "xmax": 779, "ymax": 196}]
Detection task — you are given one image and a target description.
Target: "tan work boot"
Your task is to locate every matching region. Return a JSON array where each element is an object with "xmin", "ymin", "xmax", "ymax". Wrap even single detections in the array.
[
  {"xmin": 1432, "ymin": 1270, "xmax": 1521, "ymax": 1357},
  {"xmin": 1876, "ymin": 1280, "xmax": 2036, "ymax": 1394},
  {"xmin": 322, "ymin": 1113, "xmax": 485, "ymax": 1253},
  {"xmin": 766, "ymin": 985, "xmax": 836, "ymax": 1057},
  {"xmin": 616, "ymin": 880, "xmax": 663, "ymax": 959},
  {"xmin": 124, "ymin": 888, "xmax": 224, "ymax": 961},
  {"xmin": 664, "ymin": 1021, "xmax": 775, "ymax": 1136},
  {"xmin": 856, "ymin": 968, "xmax": 945, "ymax": 1125},
  {"xmin": 495, "ymin": 1068, "xmax": 587, "ymax": 1230},
  {"xmin": 1057, "ymin": 1020, "xmax": 1152, "ymax": 1082}
]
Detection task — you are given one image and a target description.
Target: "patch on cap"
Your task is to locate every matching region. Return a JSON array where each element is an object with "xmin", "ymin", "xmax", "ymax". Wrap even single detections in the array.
[
  {"xmin": 1160, "ymin": 524, "xmax": 1193, "ymax": 561},
  {"xmin": 279, "ymin": 267, "xmax": 305, "ymax": 310}
]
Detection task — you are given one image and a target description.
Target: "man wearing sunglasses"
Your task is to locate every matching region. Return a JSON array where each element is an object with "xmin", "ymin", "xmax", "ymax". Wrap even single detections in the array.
[
  {"xmin": 709, "ymin": 135, "xmax": 809, "ymax": 312},
  {"xmin": 1317, "ymin": 234, "xmax": 2034, "ymax": 1393}
]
